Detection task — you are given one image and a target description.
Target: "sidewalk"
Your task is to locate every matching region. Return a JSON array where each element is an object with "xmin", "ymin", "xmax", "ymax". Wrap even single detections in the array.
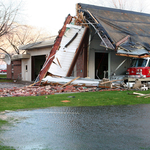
[{"xmin": 0, "ymin": 81, "xmax": 34, "ymax": 89}]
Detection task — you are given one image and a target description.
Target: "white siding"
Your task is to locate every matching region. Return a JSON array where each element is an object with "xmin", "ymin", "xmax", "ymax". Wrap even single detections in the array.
[
  {"xmin": 88, "ymin": 33, "xmax": 131, "ymax": 79},
  {"xmin": 48, "ymin": 24, "xmax": 86, "ymax": 77},
  {"xmin": 109, "ymin": 51, "xmax": 130, "ymax": 76},
  {"xmin": 22, "ymin": 47, "xmax": 52, "ymax": 81}
]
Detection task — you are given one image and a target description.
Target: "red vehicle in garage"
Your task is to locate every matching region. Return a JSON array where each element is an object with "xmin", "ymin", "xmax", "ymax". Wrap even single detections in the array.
[
  {"xmin": 0, "ymin": 69, "xmax": 7, "ymax": 73},
  {"xmin": 126, "ymin": 58, "xmax": 150, "ymax": 78}
]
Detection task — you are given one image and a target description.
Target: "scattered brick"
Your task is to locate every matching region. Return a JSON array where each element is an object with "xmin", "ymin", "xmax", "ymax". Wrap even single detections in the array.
[{"xmin": 0, "ymin": 84, "xmax": 125, "ymax": 97}]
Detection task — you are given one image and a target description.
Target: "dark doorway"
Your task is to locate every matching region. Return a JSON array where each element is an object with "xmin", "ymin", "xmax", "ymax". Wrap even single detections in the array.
[
  {"xmin": 95, "ymin": 52, "xmax": 108, "ymax": 79},
  {"xmin": 32, "ymin": 55, "xmax": 46, "ymax": 81}
]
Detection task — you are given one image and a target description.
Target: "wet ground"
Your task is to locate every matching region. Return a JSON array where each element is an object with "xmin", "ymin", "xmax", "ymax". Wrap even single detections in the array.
[{"xmin": 1, "ymin": 105, "xmax": 150, "ymax": 150}]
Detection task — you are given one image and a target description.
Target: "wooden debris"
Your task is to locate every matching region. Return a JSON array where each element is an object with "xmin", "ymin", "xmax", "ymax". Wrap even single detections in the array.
[
  {"xmin": 133, "ymin": 80, "xmax": 141, "ymax": 89},
  {"xmin": 61, "ymin": 76, "xmax": 80, "ymax": 87},
  {"xmin": 98, "ymin": 78, "xmax": 124, "ymax": 89},
  {"xmin": 116, "ymin": 53, "xmax": 150, "ymax": 58},
  {"xmin": 99, "ymin": 79, "xmax": 123, "ymax": 85},
  {"xmin": 132, "ymin": 92, "xmax": 150, "ymax": 98}
]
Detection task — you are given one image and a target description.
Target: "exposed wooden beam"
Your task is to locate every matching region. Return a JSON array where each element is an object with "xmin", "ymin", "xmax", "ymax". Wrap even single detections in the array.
[
  {"xmin": 61, "ymin": 76, "xmax": 80, "ymax": 87},
  {"xmin": 116, "ymin": 53, "xmax": 150, "ymax": 58}
]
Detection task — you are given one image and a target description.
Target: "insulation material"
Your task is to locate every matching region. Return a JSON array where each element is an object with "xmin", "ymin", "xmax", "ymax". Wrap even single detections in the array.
[
  {"xmin": 117, "ymin": 48, "xmax": 149, "ymax": 56},
  {"xmin": 48, "ymin": 24, "xmax": 86, "ymax": 77}
]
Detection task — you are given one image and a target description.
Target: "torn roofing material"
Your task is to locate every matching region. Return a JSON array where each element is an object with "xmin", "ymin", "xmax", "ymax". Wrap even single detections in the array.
[
  {"xmin": 117, "ymin": 48, "xmax": 149, "ymax": 56},
  {"xmin": 77, "ymin": 3, "xmax": 150, "ymax": 56}
]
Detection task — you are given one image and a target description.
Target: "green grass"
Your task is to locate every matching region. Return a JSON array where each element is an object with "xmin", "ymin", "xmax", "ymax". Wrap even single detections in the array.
[
  {"xmin": 0, "ymin": 90, "xmax": 150, "ymax": 149},
  {"xmin": 0, "ymin": 90, "xmax": 150, "ymax": 112},
  {"xmin": 0, "ymin": 145, "xmax": 15, "ymax": 150},
  {"xmin": 0, "ymin": 74, "xmax": 13, "ymax": 82},
  {"xmin": 0, "ymin": 120, "xmax": 15, "ymax": 149},
  {"xmin": 0, "ymin": 74, "xmax": 7, "ymax": 78},
  {"xmin": 0, "ymin": 120, "xmax": 8, "ymax": 129}
]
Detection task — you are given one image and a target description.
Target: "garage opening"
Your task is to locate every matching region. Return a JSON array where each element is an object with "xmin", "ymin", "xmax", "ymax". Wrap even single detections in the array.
[
  {"xmin": 32, "ymin": 55, "xmax": 46, "ymax": 81},
  {"xmin": 95, "ymin": 52, "xmax": 108, "ymax": 79}
]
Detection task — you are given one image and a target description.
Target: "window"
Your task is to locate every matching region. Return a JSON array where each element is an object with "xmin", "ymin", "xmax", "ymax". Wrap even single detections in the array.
[
  {"xmin": 25, "ymin": 65, "xmax": 28, "ymax": 71},
  {"xmin": 130, "ymin": 59, "xmax": 147, "ymax": 67},
  {"xmin": 148, "ymin": 59, "xmax": 150, "ymax": 67}
]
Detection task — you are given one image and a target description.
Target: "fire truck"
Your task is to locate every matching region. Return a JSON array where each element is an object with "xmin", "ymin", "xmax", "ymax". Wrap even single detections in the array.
[{"xmin": 126, "ymin": 57, "xmax": 150, "ymax": 79}]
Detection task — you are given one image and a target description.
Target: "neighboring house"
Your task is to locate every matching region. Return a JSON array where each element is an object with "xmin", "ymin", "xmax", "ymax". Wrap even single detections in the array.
[
  {"xmin": 7, "ymin": 39, "xmax": 55, "ymax": 81},
  {"xmin": 8, "ymin": 3, "xmax": 150, "ymax": 82}
]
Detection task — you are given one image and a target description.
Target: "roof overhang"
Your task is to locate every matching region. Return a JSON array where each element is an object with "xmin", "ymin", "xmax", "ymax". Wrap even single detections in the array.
[
  {"xmin": 11, "ymin": 54, "xmax": 30, "ymax": 61},
  {"xmin": 19, "ymin": 39, "xmax": 55, "ymax": 50}
]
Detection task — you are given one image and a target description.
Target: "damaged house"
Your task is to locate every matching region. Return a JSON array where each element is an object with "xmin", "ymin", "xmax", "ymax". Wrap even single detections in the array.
[{"xmin": 8, "ymin": 3, "xmax": 150, "ymax": 86}]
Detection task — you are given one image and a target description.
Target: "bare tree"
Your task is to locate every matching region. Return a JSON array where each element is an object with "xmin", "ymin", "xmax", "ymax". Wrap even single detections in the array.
[
  {"xmin": 111, "ymin": 0, "xmax": 127, "ymax": 9},
  {"xmin": 0, "ymin": 1, "xmax": 21, "ymax": 56},
  {"xmin": 0, "ymin": 3, "xmax": 17, "ymax": 37},
  {"xmin": 5, "ymin": 24, "xmax": 50, "ymax": 55},
  {"xmin": 0, "ymin": 1, "xmax": 50, "ymax": 56}
]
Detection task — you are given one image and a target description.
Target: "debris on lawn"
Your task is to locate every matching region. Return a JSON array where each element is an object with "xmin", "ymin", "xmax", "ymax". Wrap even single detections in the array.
[
  {"xmin": 61, "ymin": 100, "xmax": 70, "ymax": 103},
  {"xmin": 0, "ymin": 84, "xmax": 97, "ymax": 97},
  {"xmin": 1, "ymin": 77, "xmax": 150, "ymax": 97},
  {"xmin": 0, "ymin": 81, "xmax": 127, "ymax": 97},
  {"xmin": 131, "ymin": 92, "xmax": 150, "ymax": 98}
]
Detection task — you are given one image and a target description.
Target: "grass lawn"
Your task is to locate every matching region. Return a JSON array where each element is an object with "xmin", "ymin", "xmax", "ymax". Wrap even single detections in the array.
[
  {"xmin": 0, "ymin": 90, "xmax": 150, "ymax": 112},
  {"xmin": 0, "ymin": 74, "xmax": 13, "ymax": 82},
  {"xmin": 0, "ymin": 74, "xmax": 7, "ymax": 78},
  {"xmin": 0, "ymin": 90, "xmax": 150, "ymax": 149}
]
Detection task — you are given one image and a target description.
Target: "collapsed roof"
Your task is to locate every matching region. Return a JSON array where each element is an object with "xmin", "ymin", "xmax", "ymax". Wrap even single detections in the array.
[
  {"xmin": 77, "ymin": 3, "xmax": 150, "ymax": 57},
  {"xmin": 35, "ymin": 3, "xmax": 150, "ymax": 84}
]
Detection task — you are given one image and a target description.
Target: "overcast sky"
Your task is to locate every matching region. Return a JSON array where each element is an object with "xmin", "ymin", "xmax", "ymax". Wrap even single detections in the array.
[
  {"xmin": 22, "ymin": 0, "xmax": 88, "ymax": 35},
  {"xmin": 6, "ymin": 0, "xmax": 150, "ymax": 35}
]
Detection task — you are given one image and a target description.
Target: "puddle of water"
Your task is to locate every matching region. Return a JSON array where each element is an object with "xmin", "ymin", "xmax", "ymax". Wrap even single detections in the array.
[{"xmin": 1, "ymin": 105, "xmax": 150, "ymax": 150}]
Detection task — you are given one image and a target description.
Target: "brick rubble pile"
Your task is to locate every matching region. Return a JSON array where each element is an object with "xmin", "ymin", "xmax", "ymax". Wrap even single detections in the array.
[{"xmin": 0, "ymin": 85, "xmax": 98, "ymax": 97}]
